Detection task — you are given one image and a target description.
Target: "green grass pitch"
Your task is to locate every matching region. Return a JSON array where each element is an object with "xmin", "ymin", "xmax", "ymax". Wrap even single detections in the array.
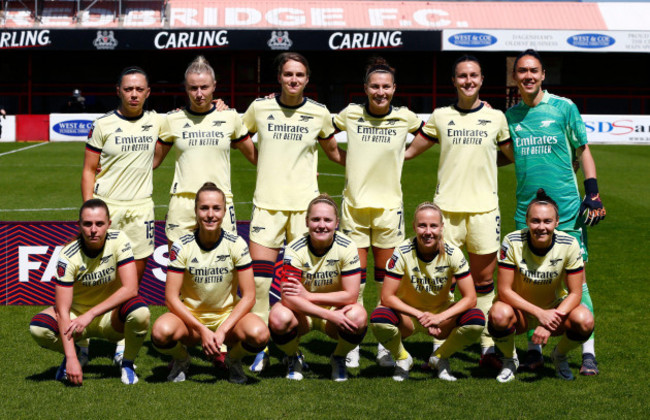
[{"xmin": 0, "ymin": 142, "xmax": 648, "ymax": 419}]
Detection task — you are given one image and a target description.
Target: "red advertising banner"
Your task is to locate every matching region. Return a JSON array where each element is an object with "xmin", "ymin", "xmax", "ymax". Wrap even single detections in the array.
[{"xmin": 0, "ymin": 220, "xmax": 283, "ymax": 306}]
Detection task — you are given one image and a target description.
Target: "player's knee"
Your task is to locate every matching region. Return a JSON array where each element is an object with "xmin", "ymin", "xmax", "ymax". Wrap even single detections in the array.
[
  {"xmin": 347, "ymin": 303, "xmax": 368, "ymax": 328},
  {"xmin": 268, "ymin": 304, "xmax": 295, "ymax": 334},
  {"xmin": 570, "ymin": 307, "xmax": 594, "ymax": 337},
  {"xmin": 29, "ymin": 313, "xmax": 58, "ymax": 347},
  {"xmin": 151, "ymin": 318, "xmax": 175, "ymax": 345},
  {"xmin": 370, "ymin": 307, "xmax": 399, "ymax": 326},
  {"xmin": 488, "ymin": 302, "xmax": 513, "ymax": 329},
  {"xmin": 245, "ymin": 317, "xmax": 271, "ymax": 347}
]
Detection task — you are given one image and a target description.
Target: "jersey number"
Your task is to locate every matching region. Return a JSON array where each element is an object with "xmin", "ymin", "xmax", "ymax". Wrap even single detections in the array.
[{"xmin": 145, "ymin": 220, "xmax": 155, "ymax": 239}]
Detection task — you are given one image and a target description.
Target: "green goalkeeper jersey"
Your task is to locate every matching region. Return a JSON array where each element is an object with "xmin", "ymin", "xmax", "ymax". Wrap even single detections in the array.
[{"xmin": 506, "ymin": 91, "xmax": 588, "ymax": 224}]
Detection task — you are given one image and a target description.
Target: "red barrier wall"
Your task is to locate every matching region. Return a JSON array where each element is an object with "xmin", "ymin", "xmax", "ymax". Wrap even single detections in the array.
[{"xmin": 16, "ymin": 114, "xmax": 49, "ymax": 141}]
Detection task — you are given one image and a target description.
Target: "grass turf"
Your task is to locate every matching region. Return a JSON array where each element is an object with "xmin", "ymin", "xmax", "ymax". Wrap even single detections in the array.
[{"xmin": 1, "ymin": 142, "xmax": 648, "ymax": 418}]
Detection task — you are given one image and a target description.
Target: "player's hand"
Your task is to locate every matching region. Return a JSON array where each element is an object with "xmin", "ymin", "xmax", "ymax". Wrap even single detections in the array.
[
  {"xmin": 427, "ymin": 326, "xmax": 442, "ymax": 337},
  {"xmin": 281, "ymin": 278, "xmax": 309, "ymax": 299},
  {"xmin": 66, "ymin": 357, "xmax": 83, "ymax": 385},
  {"xmin": 328, "ymin": 308, "xmax": 358, "ymax": 333},
  {"xmin": 418, "ymin": 311, "xmax": 443, "ymax": 328},
  {"xmin": 536, "ymin": 308, "xmax": 563, "ymax": 332},
  {"xmin": 265, "ymin": 92, "xmax": 278, "ymax": 99},
  {"xmin": 580, "ymin": 193, "xmax": 606, "ymax": 226},
  {"xmin": 212, "ymin": 98, "xmax": 229, "ymax": 111},
  {"xmin": 531, "ymin": 326, "xmax": 551, "ymax": 346},
  {"xmin": 64, "ymin": 313, "xmax": 93, "ymax": 340},
  {"xmin": 200, "ymin": 327, "xmax": 221, "ymax": 357},
  {"xmin": 580, "ymin": 178, "xmax": 606, "ymax": 226}
]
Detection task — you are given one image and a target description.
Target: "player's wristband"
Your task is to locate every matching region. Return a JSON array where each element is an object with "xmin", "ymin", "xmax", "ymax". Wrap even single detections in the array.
[{"xmin": 584, "ymin": 178, "xmax": 599, "ymax": 195}]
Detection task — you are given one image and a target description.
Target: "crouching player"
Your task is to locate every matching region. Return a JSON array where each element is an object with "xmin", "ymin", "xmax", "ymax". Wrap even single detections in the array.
[
  {"xmin": 29, "ymin": 199, "xmax": 150, "ymax": 385},
  {"xmin": 152, "ymin": 183, "xmax": 269, "ymax": 384},
  {"xmin": 488, "ymin": 189, "xmax": 594, "ymax": 382},
  {"xmin": 268, "ymin": 194, "xmax": 367, "ymax": 382},
  {"xmin": 370, "ymin": 202, "xmax": 485, "ymax": 382}
]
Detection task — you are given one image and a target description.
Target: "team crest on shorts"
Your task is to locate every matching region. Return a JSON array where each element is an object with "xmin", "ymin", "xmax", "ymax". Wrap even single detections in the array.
[
  {"xmin": 57, "ymin": 261, "xmax": 67, "ymax": 278},
  {"xmin": 388, "ymin": 254, "xmax": 399, "ymax": 269}
]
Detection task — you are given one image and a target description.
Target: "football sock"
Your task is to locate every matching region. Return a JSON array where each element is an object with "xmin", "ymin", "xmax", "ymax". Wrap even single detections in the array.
[
  {"xmin": 120, "ymin": 299, "xmax": 150, "ymax": 361},
  {"xmin": 475, "ymin": 284, "xmax": 495, "ymax": 350},
  {"xmin": 489, "ymin": 322, "xmax": 516, "ymax": 359},
  {"xmin": 370, "ymin": 307, "xmax": 407, "ymax": 360},
  {"xmin": 271, "ymin": 328, "xmax": 300, "ymax": 356},
  {"xmin": 334, "ymin": 328, "xmax": 367, "ymax": 357},
  {"xmin": 252, "ymin": 260, "xmax": 274, "ymax": 324},
  {"xmin": 434, "ymin": 309, "xmax": 485, "ymax": 359},
  {"xmin": 580, "ymin": 283, "xmax": 596, "ymax": 353}
]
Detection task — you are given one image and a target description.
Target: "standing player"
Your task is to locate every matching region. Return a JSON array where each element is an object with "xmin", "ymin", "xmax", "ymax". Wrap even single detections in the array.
[
  {"xmin": 29, "ymin": 199, "xmax": 150, "ymax": 385},
  {"xmin": 333, "ymin": 57, "xmax": 425, "ymax": 368},
  {"xmin": 506, "ymin": 49, "xmax": 605, "ymax": 375},
  {"xmin": 154, "ymin": 56, "xmax": 257, "ymax": 245},
  {"xmin": 370, "ymin": 202, "xmax": 484, "ymax": 381},
  {"xmin": 489, "ymin": 189, "xmax": 594, "ymax": 381},
  {"xmin": 81, "ymin": 66, "xmax": 162, "ymax": 366},
  {"xmin": 268, "ymin": 194, "xmax": 366, "ymax": 381},
  {"xmin": 242, "ymin": 52, "xmax": 344, "ymax": 372},
  {"xmin": 151, "ymin": 183, "xmax": 269, "ymax": 384},
  {"xmin": 404, "ymin": 56, "xmax": 512, "ymax": 369}
]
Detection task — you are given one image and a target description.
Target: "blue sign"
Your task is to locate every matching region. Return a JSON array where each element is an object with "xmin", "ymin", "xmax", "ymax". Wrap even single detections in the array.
[
  {"xmin": 448, "ymin": 32, "xmax": 497, "ymax": 48},
  {"xmin": 567, "ymin": 33, "xmax": 615, "ymax": 49},
  {"xmin": 52, "ymin": 120, "xmax": 93, "ymax": 136}
]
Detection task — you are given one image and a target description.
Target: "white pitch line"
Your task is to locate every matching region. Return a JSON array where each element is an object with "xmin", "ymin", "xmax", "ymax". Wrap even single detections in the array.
[
  {"xmin": 0, "ymin": 142, "xmax": 48, "ymax": 158},
  {"xmin": 318, "ymin": 172, "xmax": 345, "ymax": 177}
]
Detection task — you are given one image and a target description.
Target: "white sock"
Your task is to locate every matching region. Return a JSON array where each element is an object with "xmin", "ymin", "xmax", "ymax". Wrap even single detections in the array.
[
  {"xmin": 481, "ymin": 346, "xmax": 495, "ymax": 356},
  {"xmin": 115, "ymin": 344, "xmax": 125, "ymax": 354},
  {"xmin": 528, "ymin": 342, "xmax": 542, "ymax": 353},
  {"xmin": 432, "ymin": 342, "xmax": 441, "ymax": 353},
  {"xmin": 582, "ymin": 338, "xmax": 595, "ymax": 356}
]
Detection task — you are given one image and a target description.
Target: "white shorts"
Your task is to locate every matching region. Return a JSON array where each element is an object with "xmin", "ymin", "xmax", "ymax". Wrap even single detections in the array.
[
  {"xmin": 441, "ymin": 208, "xmax": 500, "ymax": 255},
  {"xmin": 340, "ymin": 200, "xmax": 404, "ymax": 249},
  {"xmin": 249, "ymin": 207, "xmax": 307, "ymax": 248},
  {"xmin": 99, "ymin": 196, "xmax": 154, "ymax": 259}
]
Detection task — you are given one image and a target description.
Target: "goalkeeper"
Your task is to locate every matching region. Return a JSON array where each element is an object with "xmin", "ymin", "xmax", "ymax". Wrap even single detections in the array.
[{"xmin": 503, "ymin": 49, "xmax": 605, "ymax": 375}]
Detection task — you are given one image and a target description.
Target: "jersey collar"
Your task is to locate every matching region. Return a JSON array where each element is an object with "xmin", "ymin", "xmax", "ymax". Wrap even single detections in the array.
[
  {"xmin": 364, "ymin": 103, "xmax": 393, "ymax": 118},
  {"xmin": 526, "ymin": 229, "xmax": 556, "ymax": 256},
  {"xmin": 79, "ymin": 237, "xmax": 105, "ymax": 259},
  {"xmin": 413, "ymin": 237, "xmax": 439, "ymax": 263},
  {"xmin": 276, "ymin": 95, "xmax": 307, "ymax": 110},
  {"xmin": 520, "ymin": 90, "xmax": 550, "ymax": 109},
  {"xmin": 186, "ymin": 103, "xmax": 216, "ymax": 116},
  {"xmin": 453, "ymin": 102, "xmax": 484, "ymax": 114},
  {"xmin": 114, "ymin": 109, "xmax": 144, "ymax": 121},
  {"xmin": 307, "ymin": 234, "xmax": 334, "ymax": 257},
  {"xmin": 194, "ymin": 229, "xmax": 224, "ymax": 251}
]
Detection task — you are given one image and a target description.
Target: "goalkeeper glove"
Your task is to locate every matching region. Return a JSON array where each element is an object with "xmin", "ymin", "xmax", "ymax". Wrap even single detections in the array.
[{"xmin": 579, "ymin": 178, "xmax": 606, "ymax": 227}]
